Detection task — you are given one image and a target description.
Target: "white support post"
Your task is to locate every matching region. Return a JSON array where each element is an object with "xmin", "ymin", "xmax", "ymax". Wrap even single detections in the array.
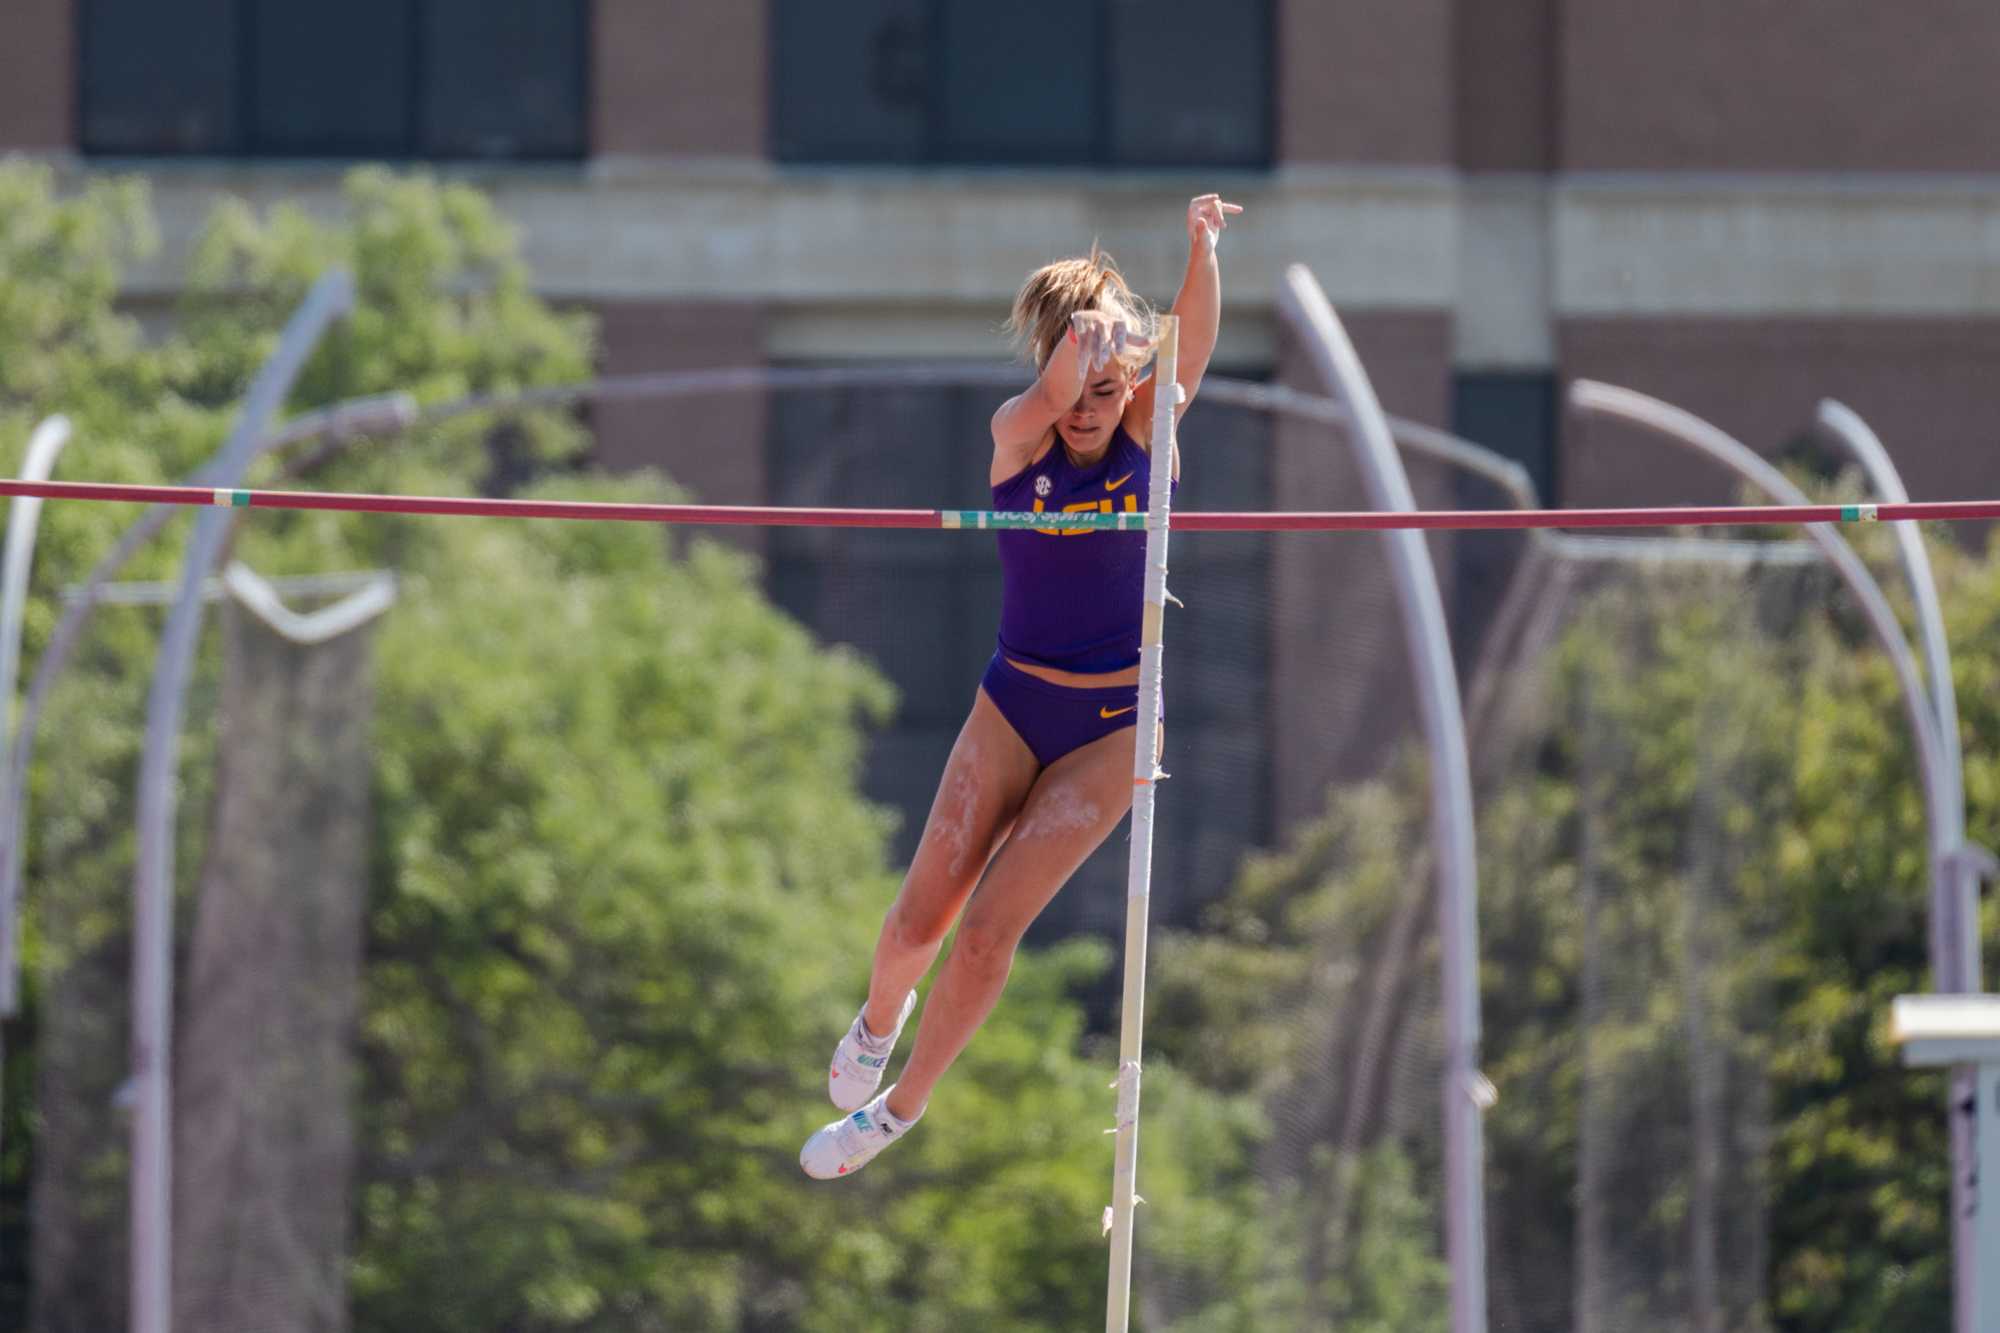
[
  {"xmin": 1892, "ymin": 995, "xmax": 2000, "ymax": 1333},
  {"xmin": 1104, "ymin": 314, "xmax": 1178, "ymax": 1333}
]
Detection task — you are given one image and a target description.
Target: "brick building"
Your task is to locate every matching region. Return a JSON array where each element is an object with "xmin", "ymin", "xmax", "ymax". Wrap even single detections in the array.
[{"xmin": 5, "ymin": 0, "xmax": 1998, "ymax": 928}]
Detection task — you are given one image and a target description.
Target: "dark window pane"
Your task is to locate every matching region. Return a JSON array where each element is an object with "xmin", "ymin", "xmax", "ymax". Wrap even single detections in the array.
[
  {"xmin": 1451, "ymin": 371, "xmax": 1554, "ymax": 661},
  {"xmin": 81, "ymin": 0, "xmax": 240, "ymax": 153},
  {"xmin": 247, "ymin": 0, "xmax": 414, "ymax": 154},
  {"xmin": 773, "ymin": 0, "xmax": 1272, "ymax": 167},
  {"xmin": 1452, "ymin": 371, "xmax": 1557, "ymax": 503},
  {"xmin": 934, "ymin": 0, "xmax": 1096, "ymax": 162},
  {"xmin": 420, "ymin": 0, "xmax": 585, "ymax": 158},
  {"xmin": 772, "ymin": 0, "xmax": 929, "ymax": 163},
  {"xmin": 1107, "ymin": 0, "xmax": 1270, "ymax": 166}
]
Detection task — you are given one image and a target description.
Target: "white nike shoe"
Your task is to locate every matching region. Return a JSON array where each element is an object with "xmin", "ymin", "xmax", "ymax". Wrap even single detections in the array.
[
  {"xmin": 800, "ymin": 1088, "xmax": 919, "ymax": 1180},
  {"xmin": 827, "ymin": 990, "xmax": 916, "ymax": 1112}
]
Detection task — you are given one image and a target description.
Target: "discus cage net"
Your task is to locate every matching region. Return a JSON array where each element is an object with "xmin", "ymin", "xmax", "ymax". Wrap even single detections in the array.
[{"xmin": 6, "ymin": 334, "xmax": 1994, "ymax": 1332}]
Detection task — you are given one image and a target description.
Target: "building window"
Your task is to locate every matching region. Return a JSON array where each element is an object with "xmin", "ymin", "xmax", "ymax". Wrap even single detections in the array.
[
  {"xmin": 772, "ymin": 0, "xmax": 1273, "ymax": 168},
  {"xmin": 1450, "ymin": 370, "xmax": 1556, "ymax": 658},
  {"xmin": 79, "ymin": 0, "xmax": 588, "ymax": 160},
  {"xmin": 1451, "ymin": 371, "xmax": 1558, "ymax": 505}
]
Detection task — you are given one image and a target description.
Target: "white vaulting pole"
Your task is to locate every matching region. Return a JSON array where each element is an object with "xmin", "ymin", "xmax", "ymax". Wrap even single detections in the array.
[{"xmin": 1105, "ymin": 314, "xmax": 1178, "ymax": 1333}]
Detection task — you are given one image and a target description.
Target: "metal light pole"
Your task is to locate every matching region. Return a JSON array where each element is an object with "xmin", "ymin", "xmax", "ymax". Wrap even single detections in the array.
[
  {"xmin": 0, "ymin": 415, "xmax": 74, "ymax": 1015},
  {"xmin": 0, "ymin": 413, "xmax": 73, "ymax": 1172},
  {"xmin": 1282, "ymin": 264, "xmax": 1490, "ymax": 1333},
  {"xmin": 1814, "ymin": 399, "xmax": 1987, "ymax": 1331},
  {"xmin": 130, "ymin": 269, "xmax": 355, "ymax": 1333},
  {"xmin": 1814, "ymin": 400, "xmax": 1981, "ymax": 986}
]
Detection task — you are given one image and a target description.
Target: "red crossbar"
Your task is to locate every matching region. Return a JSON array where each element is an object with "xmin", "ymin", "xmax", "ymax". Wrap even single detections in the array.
[{"xmin": 1, "ymin": 478, "xmax": 1995, "ymax": 532}]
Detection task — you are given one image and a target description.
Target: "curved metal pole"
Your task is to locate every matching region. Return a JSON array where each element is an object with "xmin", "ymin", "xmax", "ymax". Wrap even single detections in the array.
[
  {"xmin": 1812, "ymin": 399, "xmax": 1986, "ymax": 1333},
  {"xmin": 0, "ymin": 414, "xmax": 71, "ymax": 1180},
  {"xmin": 221, "ymin": 561, "xmax": 397, "ymax": 645},
  {"xmin": 1281, "ymin": 264, "xmax": 1488, "ymax": 1333},
  {"xmin": 130, "ymin": 269, "xmax": 355, "ymax": 1333},
  {"xmin": 1814, "ymin": 401, "xmax": 1977, "ymax": 983},
  {"xmin": 0, "ymin": 415, "xmax": 73, "ymax": 1016},
  {"xmin": 1571, "ymin": 380, "xmax": 1977, "ymax": 1333}
]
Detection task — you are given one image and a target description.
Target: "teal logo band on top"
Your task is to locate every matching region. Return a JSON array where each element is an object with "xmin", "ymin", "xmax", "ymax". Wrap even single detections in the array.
[{"xmin": 941, "ymin": 510, "xmax": 1148, "ymax": 531}]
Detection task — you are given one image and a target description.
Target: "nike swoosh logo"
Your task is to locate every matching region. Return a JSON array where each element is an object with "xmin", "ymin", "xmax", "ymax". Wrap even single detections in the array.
[
  {"xmin": 1099, "ymin": 705, "xmax": 1137, "ymax": 719},
  {"xmin": 1105, "ymin": 472, "xmax": 1134, "ymax": 491}
]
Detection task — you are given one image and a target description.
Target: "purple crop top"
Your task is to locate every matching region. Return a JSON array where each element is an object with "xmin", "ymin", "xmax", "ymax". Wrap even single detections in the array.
[{"xmin": 991, "ymin": 426, "xmax": 1172, "ymax": 673}]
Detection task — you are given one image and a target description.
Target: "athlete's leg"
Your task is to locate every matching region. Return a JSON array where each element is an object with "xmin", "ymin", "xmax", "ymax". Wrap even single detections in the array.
[
  {"xmin": 884, "ymin": 721, "xmax": 1144, "ymax": 1121},
  {"xmin": 861, "ymin": 688, "xmax": 1039, "ymax": 1037}
]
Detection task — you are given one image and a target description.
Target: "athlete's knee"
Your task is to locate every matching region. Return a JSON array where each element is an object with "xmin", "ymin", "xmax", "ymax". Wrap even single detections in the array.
[
  {"xmin": 951, "ymin": 915, "xmax": 1022, "ymax": 976},
  {"xmin": 886, "ymin": 898, "xmax": 955, "ymax": 953}
]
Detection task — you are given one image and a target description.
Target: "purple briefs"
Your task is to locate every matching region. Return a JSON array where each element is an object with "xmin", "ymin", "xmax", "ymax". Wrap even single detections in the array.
[{"xmin": 980, "ymin": 653, "xmax": 1160, "ymax": 769}]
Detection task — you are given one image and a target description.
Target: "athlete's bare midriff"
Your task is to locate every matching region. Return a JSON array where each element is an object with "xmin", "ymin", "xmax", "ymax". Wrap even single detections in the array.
[{"xmin": 1005, "ymin": 657, "xmax": 1141, "ymax": 688}]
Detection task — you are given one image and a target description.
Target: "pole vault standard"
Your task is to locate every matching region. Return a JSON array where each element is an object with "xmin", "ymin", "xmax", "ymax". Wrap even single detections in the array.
[{"xmin": 0, "ymin": 477, "xmax": 1997, "ymax": 530}]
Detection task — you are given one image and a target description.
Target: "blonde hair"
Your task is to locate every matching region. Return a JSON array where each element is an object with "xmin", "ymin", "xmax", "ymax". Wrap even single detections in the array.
[{"xmin": 1006, "ymin": 243, "xmax": 1156, "ymax": 374}]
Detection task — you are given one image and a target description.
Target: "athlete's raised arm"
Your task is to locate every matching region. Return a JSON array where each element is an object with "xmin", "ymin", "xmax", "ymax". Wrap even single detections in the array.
[{"xmin": 1128, "ymin": 193, "xmax": 1242, "ymax": 438}]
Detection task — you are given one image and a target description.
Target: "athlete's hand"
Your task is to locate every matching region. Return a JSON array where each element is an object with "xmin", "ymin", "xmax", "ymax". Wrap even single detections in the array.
[
  {"xmin": 1068, "ymin": 310, "xmax": 1152, "ymax": 377},
  {"xmin": 1187, "ymin": 193, "xmax": 1244, "ymax": 257}
]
